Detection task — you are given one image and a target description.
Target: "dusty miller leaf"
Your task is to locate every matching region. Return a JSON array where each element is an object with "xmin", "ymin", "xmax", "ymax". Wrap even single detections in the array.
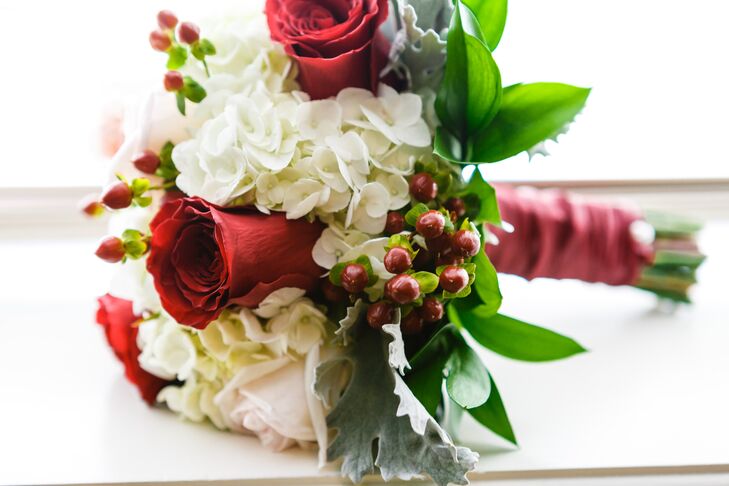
[
  {"xmin": 336, "ymin": 299, "xmax": 367, "ymax": 345},
  {"xmin": 381, "ymin": 308, "xmax": 409, "ymax": 375},
  {"xmin": 324, "ymin": 322, "xmax": 479, "ymax": 485},
  {"xmin": 387, "ymin": 5, "xmax": 448, "ymax": 92}
]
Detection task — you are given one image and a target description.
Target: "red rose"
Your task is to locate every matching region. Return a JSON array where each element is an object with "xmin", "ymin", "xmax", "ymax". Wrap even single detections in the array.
[
  {"xmin": 146, "ymin": 197, "xmax": 325, "ymax": 329},
  {"xmin": 265, "ymin": 0, "xmax": 390, "ymax": 99},
  {"xmin": 95, "ymin": 294, "xmax": 168, "ymax": 404}
]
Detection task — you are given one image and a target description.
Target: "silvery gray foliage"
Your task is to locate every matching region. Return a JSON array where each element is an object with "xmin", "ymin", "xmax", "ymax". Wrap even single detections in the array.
[
  {"xmin": 318, "ymin": 320, "xmax": 479, "ymax": 485},
  {"xmin": 384, "ymin": 3, "xmax": 449, "ymax": 92},
  {"xmin": 406, "ymin": 0, "xmax": 454, "ymax": 37}
]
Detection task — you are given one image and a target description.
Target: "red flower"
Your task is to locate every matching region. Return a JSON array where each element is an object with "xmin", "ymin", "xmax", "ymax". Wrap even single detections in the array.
[
  {"xmin": 96, "ymin": 294, "xmax": 168, "ymax": 404},
  {"xmin": 147, "ymin": 197, "xmax": 324, "ymax": 329},
  {"xmin": 265, "ymin": 0, "xmax": 390, "ymax": 99}
]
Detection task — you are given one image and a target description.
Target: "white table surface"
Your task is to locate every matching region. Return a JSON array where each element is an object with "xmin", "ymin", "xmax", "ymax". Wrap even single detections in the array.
[{"xmin": 0, "ymin": 222, "xmax": 727, "ymax": 486}]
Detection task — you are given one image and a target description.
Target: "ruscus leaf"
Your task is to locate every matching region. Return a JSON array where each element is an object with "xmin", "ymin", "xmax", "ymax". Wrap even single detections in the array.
[
  {"xmin": 445, "ymin": 342, "xmax": 491, "ymax": 409},
  {"xmin": 470, "ymin": 82, "xmax": 591, "ymax": 163},
  {"xmin": 468, "ymin": 372, "xmax": 517, "ymax": 444},
  {"xmin": 462, "ymin": 0, "xmax": 508, "ymax": 51}
]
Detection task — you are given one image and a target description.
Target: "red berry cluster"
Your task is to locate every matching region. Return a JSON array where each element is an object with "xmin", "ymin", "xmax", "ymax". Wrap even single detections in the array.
[{"xmin": 325, "ymin": 170, "xmax": 483, "ymax": 337}]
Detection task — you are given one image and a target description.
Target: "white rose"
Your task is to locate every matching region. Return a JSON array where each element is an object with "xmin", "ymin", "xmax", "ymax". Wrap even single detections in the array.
[{"xmin": 215, "ymin": 350, "xmax": 327, "ymax": 458}]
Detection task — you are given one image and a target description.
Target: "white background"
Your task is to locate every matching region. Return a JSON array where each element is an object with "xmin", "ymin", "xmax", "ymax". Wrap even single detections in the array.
[{"xmin": 1, "ymin": 0, "xmax": 728, "ymax": 187}]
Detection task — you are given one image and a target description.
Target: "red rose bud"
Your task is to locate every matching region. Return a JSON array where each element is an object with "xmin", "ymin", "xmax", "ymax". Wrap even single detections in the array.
[
  {"xmin": 445, "ymin": 198, "xmax": 466, "ymax": 219},
  {"xmin": 401, "ymin": 310, "xmax": 424, "ymax": 335},
  {"xmin": 384, "ymin": 247, "xmax": 412, "ymax": 274},
  {"xmin": 101, "ymin": 181, "xmax": 133, "ymax": 209},
  {"xmin": 95, "ymin": 236, "xmax": 126, "ymax": 263},
  {"xmin": 157, "ymin": 10, "xmax": 178, "ymax": 30},
  {"xmin": 385, "ymin": 211, "xmax": 405, "ymax": 234},
  {"xmin": 341, "ymin": 263, "xmax": 369, "ymax": 294},
  {"xmin": 178, "ymin": 22, "xmax": 200, "ymax": 44},
  {"xmin": 416, "ymin": 210, "xmax": 445, "ymax": 239},
  {"xmin": 452, "ymin": 230, "xmax": 481, "ymax": 258},
  {"xmin": 439, "ymin": 266, "xmax": 469, "ymax": 294},
  {"xmin": 149, "ymin": 30, "xmax": 171, "ymax": 51},
  {"xmin": 409, "ymin": 172, "xmax": 438, "ymax": 203},
  {"xmin": 367, "ymin": 301, "xmax": 394, "ymax": 330},
  {"xmin": 79, "ymin": 194, "xmax": 104, "ymax": 217},
  {"xmin": 420, "ymin": 297, "xmax": 444, "ymax": 323},
  {"xmin": 385, "ymin": 274, "xmax": 420, "ymax": 305},
  {"xmin": 164, "ymin": 71, "xmax": 184, "ymax": 92},
  {"xmin": 132, "ymin": 150, "xmax": 161, "ymax": 174},
  {"xmin": 322, "ymin": 278, "xmax": 347, "ymax": 302}
]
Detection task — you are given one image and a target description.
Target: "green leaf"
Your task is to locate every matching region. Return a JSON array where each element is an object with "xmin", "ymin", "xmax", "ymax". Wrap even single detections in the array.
[
  {"xmin": 471, "ymin": 82, "xmax": 591, "ymax": 163},
  {"xmin": 411, "ymin": 271, "xmax": 439, "ymax": 294},
  {"xmin": 434, "ymin": 127, "xmax": 463, "ymax": 161},
  {"xmin": 182, "ymin": 76, "xmax": 207, "ymax": 103},
  {"xmin": 462, "ymin": 0, "xmax": 508, "ymax": 51},
  {"xmin": 175, "ymin": 91, "xmax": 186, "ymax": 115},
  {"xmin": 472, "ymin": 246, "xmax": 502, "ymax": 313},
  {"xmin": 405, "ymin": 203, "xmax": 429, "ymax": 227},
  {"xmin": 130, "ymin": 178, "xmax": 150, "ymax": 197},
  {"xmin": 321, "ymin": 323, "xmax": 478, "ymax": 486},
  {"xmin": 134, "ymin": 196, "xmax": 153, "ymax": 208},
  {"xmin": 156, "ymin": 141, "xmax": 179, "ymax": 180},
  {"xmin": 464, "ymin": 313, "xmax": 587, "ymax": 362},
  {"xmin": 435, "ymin": 0, "xmax": 502, "ymax": 154},
  {"xmin": 468, "ymin": 373, "xmax": 517, "ymax": 444},
  {"xmin": 445, "ymin": 342, "xmax": 491, "ymax": 409},
  {"xmin": 405, "ymin": 353, "xmax": 448, "ymax": 417},
  {"xmin": 166, "ymin": 45, "xmax": 188, "ymax": 70},
  {"xmin": 121, "ymin": 229, "xmax": 143, "ymax": 242},
  {"xmin": 460, "ymin": 168, "xmax": 501, "ymax": 225}
]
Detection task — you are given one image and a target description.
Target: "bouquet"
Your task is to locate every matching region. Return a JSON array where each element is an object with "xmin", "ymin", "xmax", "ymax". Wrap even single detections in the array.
[{"xmin": 86, "ymin": 1, "xmax": 704, "ymax": 484}]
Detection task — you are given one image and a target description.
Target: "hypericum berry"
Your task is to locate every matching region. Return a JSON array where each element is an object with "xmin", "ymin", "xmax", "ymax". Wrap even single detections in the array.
[
  {"xmin": 416, "ymin": 210, "xmax": 445, "ymax": 239},
  {"xmin": 420, "ymin": 297, "xmax": 444, "ymax": 323},
  {"xmin": 385, "ymin": 211, "xmax": 405, "ymax": 234},
  {"xmin": 164, "ymin": 71, "xmax": 184, "ymax": 92},
  {"xmin": 367, "ymin": 302, "xmax": 394, "ymax": 329},
  {"xmin": 95, "ymin": 236, "xmax": 125, "ymax": 263},
  {"xmin": 425, "ymin": 233, "xmax": 451, "ymax": 254},
  {"xmin": 157, "ymin": 10, "xmax": 178, "ymax": 30},
  {"xmin": 444, "ymin": 198, "xmax": 466, "ymax": 218},
  {"xmin": 79, "ymin": 195, "xmax": 104, "ymax": 218},
  {"xmin": 341, "ymin": 264, "xmax": 368, "ymax": 294},
  {"xmin": 149, "ymin": 30, "xmax": 171, "ymax": 51},
  {"xmin": 385, "ymin": 274, "xmax": 421, "ymax": 305},
  {"xmin": 132, "ymin": 150, "xmax": 161, "ymax": 174},
  {"xmin": 401, "ymin": 311, "xmax": 424, "ymax": 335},
  {"xmin": 384, "ymin": 247, "xmax": 412, "ymax": 274},
  {"xmin": 178, "ymin": 22, "xmax": 200, "ymax": 44},
  {"xmin": 409, "ymin": 172, "xmax": 438, "ymax": 203},
  {"xmin": 452, "ymin": 230, "xmax": 481, "ymax": 258},
  {"xmin": 322, "ymin": 278, "xmax": 347, "ymax": 303},
  {"xmin": 101, "ymin": 181, "xmax": 133, "ymax": 209},
  {"xmin": 439, "ymin": 266, "xmax": 469, "ymax": 294}
]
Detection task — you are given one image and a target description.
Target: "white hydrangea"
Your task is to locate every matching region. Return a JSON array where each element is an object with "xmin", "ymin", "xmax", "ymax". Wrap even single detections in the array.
[{"xmin": 173, "ymin": 39, "xmax": 433, "ymax": 234}]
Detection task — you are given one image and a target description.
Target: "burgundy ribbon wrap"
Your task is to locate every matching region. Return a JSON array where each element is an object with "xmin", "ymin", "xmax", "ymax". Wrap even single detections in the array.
[{"xmin": 486, "ymin": 185, "xmax": 655, "ymax": 286}]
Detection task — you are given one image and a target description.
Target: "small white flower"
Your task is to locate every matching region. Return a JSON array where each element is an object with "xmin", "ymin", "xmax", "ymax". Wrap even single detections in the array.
[
  {"xmin": 254, "ymin": 288, "xmax": 306, "ymax": 319},
  {"xmin": 267, "ymin": 299, "xmax": 328, "ymax": 356},
  {"xmin": 225, "ymin": 90, "xmax": 299, "ymax": 171},
  {"xmin": 336, "ymin": 87, "xmax": 375, "ymax": 124},
  {"xmin": 326, "ymin": 131, "xmax": 371, "ymax": 190},
  {"xmin": 174, "ymin": 116, "xmax": 256, "ymax": 205},
  {"xmin": 137, "ymin": 317, "xmax": 198, "ymax": 381},
  {"xmin": 158, "ymin": 376, "xmax": 226, "ymax": 430},
  {"xmin": 282, "ymin": 178, "xmax": 331, "ymax": 220},
  {"xmin": 309, "ymin": 147, "xmax": 349, "ymax": 193},
  {"xmin": 296, "ymin": 100, "xmax": 342, "ymax": 142},
  {"xmin": 373, "ymin": 171, "xmax": 411, "ymax": 210},
  {"xmin": 346, "ymin": 182, "xmax": 391, "ymax": 234},
  {"xmin": 360, "ymin": 84, "xmax": 431, "ymax": 147}
]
